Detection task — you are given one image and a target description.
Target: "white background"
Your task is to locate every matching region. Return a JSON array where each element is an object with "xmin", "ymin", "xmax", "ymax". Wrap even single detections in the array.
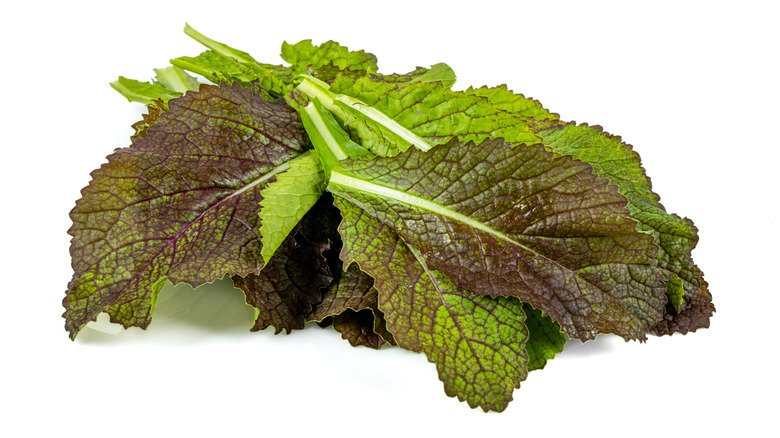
[{"xmin": 2, "ymin": 1, "xmax": 777, "ymax": 436}]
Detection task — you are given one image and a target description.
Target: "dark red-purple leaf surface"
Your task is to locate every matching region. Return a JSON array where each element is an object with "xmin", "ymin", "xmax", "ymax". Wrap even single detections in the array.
[{"xmin": 63, "ymin": 83, "xmax": 310, "ymax": 338}]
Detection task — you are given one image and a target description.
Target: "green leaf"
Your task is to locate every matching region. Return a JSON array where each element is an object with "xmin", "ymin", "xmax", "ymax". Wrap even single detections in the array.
[
  {"xmin": 177, "ymin": 25, "xmax": 294, "ymax": 96},
  {"xmin": 537, "ymin": 124, "xmax": 713, "ymax": 334},
  {"xmin": 184, "ymin": 23, "xmax": 256, "ymax": 63},
  {"xmin": 63, "ymin": 83, "xmax": 311, "ymax": 338},
  {"xmin": 281, "ymin": 39, "xmax": 378, "ymax": 74},
  {"xmin": 171, "ymin": 50, "xmax": 287, "ymax": 97},
  {"xmin": 110, "ymin": 76, "xmax": 182, "ymax": 105},
  {"xmin": 336, "ymin": 199, "xmax": 530, "ymax": 412},
  {"xmin": 664, "ymin": 274, "xmax": 685, "ymax": 314},
  {"xmin": 329, "ymin": 75, "xmax": 540, "ymax": 156},
  {"xmin": 295, "ymin": 75, "xmax": 432, "ymax": 157},
  {"xmin": 463, "ymin": 84, "xmax": 559, "ymax": 130},
  {"xmin": 258, "ymin": 151, "xmax": 327, "ymax": 265},
  {"xmin": 408, "ymin": 62, "xmax": 457, "ymax": 87},
  {"xmin": 522, "ymin": 303, "xmax": 567, "ymax": 371},
  {"xmin": 328, "ymin": 137, "xmax": 667, "ymax": 341},
  {"xmin": 153, "ymin": 66, "xmax": 200, "ymax": 94}
]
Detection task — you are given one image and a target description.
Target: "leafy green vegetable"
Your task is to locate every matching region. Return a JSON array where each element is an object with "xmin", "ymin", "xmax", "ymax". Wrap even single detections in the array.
[{"xmin": 64, "ymin": 25, "xmax": 712, "ymax": 412}]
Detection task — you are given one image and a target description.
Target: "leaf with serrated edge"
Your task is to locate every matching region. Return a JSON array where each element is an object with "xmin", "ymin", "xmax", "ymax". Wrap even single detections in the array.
[
  {"xmin": 328, "ymin": 74, "xmax": 540, "ymax": 156},
  {"xmin": 258, "ymin": 151, "xmax": 326, "ymax": 264},
  {"xmin": 63, "ymin": 83, "xmax": 310, "ymax": 338},
  {"xmin": 309, "ymin": 262, "xmax": 395, "ymax": 348},
  {"xmin": 463, "ymin": 84, "xmax": 559, "ymax": 131},
  {"xmin": 110, "ymin": 76, "xmax": 181, "ymax": 105},
  {"xmin": 281, "ymin": 39, "xmax": 378, "ymax": 74},
  {"xmin": 337, "ymin": 199, "xmax": 529, "ymax": 412},
  {"xmin": 232, "ymin": 218, "xmax": 332, "ymax": 334},
  {"xmin": 537, "ymin": 124, "xmax": 713, "ymax": 334},
  {"xmin": 523, "ymin": 303, "xmax": 568, "ymax": 371},
  {"xmin": 172, "ymin": 51, "xmax": 289, "ymax": 97},
  {"xmin": 328, "ymin": 138, "xmax": 666, "ymax": 341}
]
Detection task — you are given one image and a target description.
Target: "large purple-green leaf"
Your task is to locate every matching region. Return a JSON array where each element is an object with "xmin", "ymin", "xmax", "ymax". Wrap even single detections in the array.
[
  {"xmin": 63, "ymin": 83, "xmax": 311, "ymax": 338},
  {"xmin": 328, "ymin": 138, "xmax": 667, "ymax": 341},
  {"xmin": 461, "ymin": 84, "xmax": 713, "ymax": 334},
  {"xmin": 336, "ymin": 199, "xmax": 530, "ymax": 412},
  {"xmin": 537, "ymin": 124, "xmax": 713, "ymax": 334}
]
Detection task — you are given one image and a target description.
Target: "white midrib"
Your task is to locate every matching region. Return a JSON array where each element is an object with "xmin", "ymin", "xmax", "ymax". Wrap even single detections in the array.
[
  {"xmin": 335, "ymin": 95, "xmax": 432, "ymax": 152},
  {"xmin": 329, "ymin": 170, "xmax": 516, "ymax": 247},
  {"xmin": 296, "ymin": 76, "xmax": 431, "ymax": 152},
  {"xmin": 229, "ymin": 161, "xmax": 290, "ymax": 199},
  {"xmin": 303, "ymin": 103, "xmax": 348, "ymax": 160}
]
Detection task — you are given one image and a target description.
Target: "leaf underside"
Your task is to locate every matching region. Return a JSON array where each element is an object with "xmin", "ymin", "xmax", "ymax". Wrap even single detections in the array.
[{"xmin": 536, "ymin": 123, "xmax": 714, "ymax": 334}]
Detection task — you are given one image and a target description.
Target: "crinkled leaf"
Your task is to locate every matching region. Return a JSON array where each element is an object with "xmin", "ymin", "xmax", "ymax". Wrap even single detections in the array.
[
  {"xmin": 328, "ymin": 138, "xmax": 666, "ymax": 341},
  {"xmin": 281, "ymin": 39, "xmax": 378, "ymax": 75},
  {"xmin": 63, "ymin": 83, "xmax": 310, "ymax": 338},
  {"xmin": 309, "ymin": 262, "xmax": 377, "ymax": 321},
  {"xmin": 308, "ymin": 262, "xmax": 394, "ymax": 348},
  {"xmin": 178, "ymin": 24, "xmax": 300, "ymax": 95},
  {"xmin": 336, "ymin": 199, "xmax": 530, "ymax": 412},
  {"xmin": 171, "ymin": 50, "xmax": 288, "ymax": 97},
  {"xmin": 130, "ymin": 100, "xmax": 166, "ymax": 142},
  {"xmin": 232, "ymin": 220, "xmax": 332, "ymax": 334},
  {"xmin": 327, "ymin": 74, "xmax": 540, "ymax": 156},
  {"xmin": 258, "ymin": 151, "xmax": 326, "ymax": 264},
  {"xmin": 537, "ymin": 124, "xmax": 713, "ymax": 334},
  {"xmin": 463, "ymin": 84, "xmax": 559, "ymax": 130},
  {"xmin": 343, "ymin": 64, "xmax": 456, "ymax": 88},
  {"xmin": 652, "ymin": 277, "xmax": 714, "ymax": 335},
  {"xmin": 523, "ymin": 303, "xmax": 567, "ymax": 371},
  {"xmin": 331, "ymin": 309, "xmax": 388, "ymax": 349},
  {"xmin": 408, "ymin": 63, "xmax": 457, "ymax": 87}
]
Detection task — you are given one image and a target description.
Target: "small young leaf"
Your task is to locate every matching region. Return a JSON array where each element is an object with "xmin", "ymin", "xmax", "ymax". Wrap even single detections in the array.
[
  {"xmin": 110, "ymin": 76, "xmax": 182, "ymax": 105},
  {"xmin": 171, "ymin": 50, "xmax": 288, "ymax": 97},
  {"xmin": 153, "ymin": 66, "xmax": 200, "ymax": 94},
  {"xmin": 522, "ymin": 303, "xmax": 568, "ymax": 371},
  {"xmin": 258, "ymin": 151, "xmax": 327, "ymax": 265}
]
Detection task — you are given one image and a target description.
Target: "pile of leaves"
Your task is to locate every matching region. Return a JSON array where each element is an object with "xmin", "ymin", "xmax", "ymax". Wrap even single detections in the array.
[{"xmin": 63, "ymin": 24, "xmax": 714, "ymax": 412}]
